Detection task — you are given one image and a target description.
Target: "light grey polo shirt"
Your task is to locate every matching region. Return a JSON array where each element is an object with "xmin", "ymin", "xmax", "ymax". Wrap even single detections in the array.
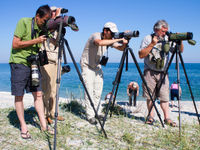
[{"xmin": 140, "ymin": 34, "xmax": 172, "ymax": 72}]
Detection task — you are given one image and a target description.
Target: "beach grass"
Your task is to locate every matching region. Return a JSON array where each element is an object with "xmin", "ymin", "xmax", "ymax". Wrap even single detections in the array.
[{"xmin": 0, "ymin": 100, "xmax": 200, "ymax": 150}]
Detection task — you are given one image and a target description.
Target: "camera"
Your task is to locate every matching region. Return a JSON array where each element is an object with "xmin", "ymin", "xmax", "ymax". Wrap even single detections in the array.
[
  {"xmin": 46, "ymin": 15, "xmax": 79, "ymax": 31},
  {"xmin": 99, "ymin": 56, "xmax": 109, "ymax": 66},
  {"xmin": 30, "ymin": 60, "xmax": 39, "ymax": 87},
  {"xmin": 27, "ymin": 50, "xmax": 48, "ymax": 66},
  {"xmin": 61, "ymin": 65, "xmax": 71, "ymax": 75},
  {"xmin": 149, "ymin": 56, "xmax": 165, "ymax": 70},
  {"xmin": 60, "ymin": 8, "xmax": 68, "ymax": 14},
  {"xmin": 114, "ymin": 30, "xmax": 139, "ymax": 39},
  {"xmin": 27, "ymin": 50, "xmax": 48, "ymax": 87},
  {"xmin": 38, "ymin": 50, "xmax": 49, "ymax": 66}
]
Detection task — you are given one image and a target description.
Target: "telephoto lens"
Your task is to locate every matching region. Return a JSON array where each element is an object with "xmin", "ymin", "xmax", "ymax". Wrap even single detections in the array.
[
  {"xmin": 46, "ymin": 16, "xmax": 76, "ymax": 30},
  {"xmin": 167, "ymin": 32, "xmax": 193, "ymax": 41},
  {"xmin": 31, "ymin": 61, "xmax": 39, "ymax": 86},
  {"xmin": 124, "ymin": 30, "xmax": 139, "ymax": 38},
  {"xmin": 114, "ymin": 30, "xmax": 139, "ymax": 39}
]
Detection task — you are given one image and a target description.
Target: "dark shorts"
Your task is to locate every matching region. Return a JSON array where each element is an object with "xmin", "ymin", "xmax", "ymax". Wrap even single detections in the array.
[
  {"xmin": 170, "ymin": 89, "xmax": 179, "ymax": 100},
  {"xmin": 10, "ymin": 63, "xmax": 42, "ymax": 96}
]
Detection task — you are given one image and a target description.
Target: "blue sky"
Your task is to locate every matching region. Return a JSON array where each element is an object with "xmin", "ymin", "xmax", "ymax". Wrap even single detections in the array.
[{"xmin": 1, "ymin": 0, "xmax": 200, "ymax": 63}]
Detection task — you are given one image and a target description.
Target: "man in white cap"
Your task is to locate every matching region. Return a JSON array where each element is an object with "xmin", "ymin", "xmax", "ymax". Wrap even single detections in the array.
[
  {"xmin": 80, "ymin": 22, "xmax": 128, "ymax": 124},
  {"xmin": 40, "ymin": 6, "xmax": 65, "ymax": 124}
]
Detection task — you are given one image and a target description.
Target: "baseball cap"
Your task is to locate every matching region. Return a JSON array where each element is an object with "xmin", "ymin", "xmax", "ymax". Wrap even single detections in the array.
[
  {"xmin": 103, "ymin": 22, "xmax": 118, "ymax": 33},
  {"xmin": 50, "ymin": 6, "xmax": 57, "ymax": 11}
]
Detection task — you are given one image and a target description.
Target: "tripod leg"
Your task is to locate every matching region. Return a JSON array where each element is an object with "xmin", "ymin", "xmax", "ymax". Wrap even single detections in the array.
[
  {"xmin": 53, "ymin": 38, "xmax": 64, "ymax": 150},
  {"xmin": 64, "ymin": 39, "xmax": 107, "ymax": 138},
  {"xmin": 178, "ymin": 51, "xmax": 200, "ymax": 125},
  {"xmin": 102, "ymin": 49, "xmax": 127, "ymax": 126},
  {"xmin": 110, "ymin": 52, "xmax": 126, "ymax": 118},
  {"xmin": 128, "ymin": 48, "xmax": 165, "ymax": 127},
  {"xmin": 62, "ymin": 46, "xmax": 67, "ymax": 64},
  {"xmin": 109, "ymin": 67, "xmax": 124, "ymax": 118},
  {"xmin": 175, "ymin": 50, "xmax": 182, "ymax": 137}
]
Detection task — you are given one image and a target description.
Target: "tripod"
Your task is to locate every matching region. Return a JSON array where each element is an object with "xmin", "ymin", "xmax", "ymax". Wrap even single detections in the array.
[
  {"xmin": 146, "ymin": 40, "xmax": 200, "ymax": 136},
  {"xmin": 53, "ymin": 17, "xmax": 107, "ymax": 150},
  {"xmin": 102, "ymin": 45, "xmax": 165, "ymax": 128}
]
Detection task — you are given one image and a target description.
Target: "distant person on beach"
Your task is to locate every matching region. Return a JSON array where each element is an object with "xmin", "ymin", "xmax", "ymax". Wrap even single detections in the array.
[
  {"xmin": 104, "ymin": 92, "xmax": 115, "ymax": 104},
  {"xmin": 40, "ymin": 6, "xmax": 65, "ymax": 125},
  {"xmin": 138, "ymin": 20, "xmax": 184, "ymax": 127},
  {"xmin": 127, "ymin": 81, "xmax": 139, "ymax": 106},
  {"xmin": 170, "ymin": 82, "xmax": 182, "ymax": 108},
  {"xmin": 80, "ymin": 22, "xmax": 128, "ymax": 125},
  {"xmin": 9, "ymin": 5, "xmax": 53, "ymax": 139}
]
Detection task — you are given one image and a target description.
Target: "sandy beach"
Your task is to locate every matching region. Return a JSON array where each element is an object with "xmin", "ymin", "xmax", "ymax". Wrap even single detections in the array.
[
  {"xmin": 1, "ymin": 91, "xmax": 200, "ymax": 125},
  {"xmin": 0, "ymin": 91, "xmax": 200, "ymax": 149},
  {"xmin": 0, "ymin": 91, "xmax": 68, "ymax": 109}
]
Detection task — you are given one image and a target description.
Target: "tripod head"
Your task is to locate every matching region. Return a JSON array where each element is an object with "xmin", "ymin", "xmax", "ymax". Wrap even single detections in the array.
[
  {"xmin": 124, "ymin": 45, "xmax": 132, "ymax": 71},
  {"xmin": 55, "ymin": 10, "xmax": 79, "ymax": 67}
]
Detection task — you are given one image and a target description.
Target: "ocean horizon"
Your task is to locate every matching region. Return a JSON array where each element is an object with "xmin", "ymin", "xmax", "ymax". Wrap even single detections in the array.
[{"xmin": 0, "ymin": 63, "xmax": 200, "ymax": 102}]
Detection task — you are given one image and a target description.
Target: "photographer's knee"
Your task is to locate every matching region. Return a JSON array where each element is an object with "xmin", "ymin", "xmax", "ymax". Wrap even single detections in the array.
[{"xmin": 32, "ymin": 91, "xmax": 43, "ymax": 100}]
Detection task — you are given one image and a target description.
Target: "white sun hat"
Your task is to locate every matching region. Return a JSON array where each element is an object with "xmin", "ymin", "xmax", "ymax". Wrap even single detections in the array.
[{"xmin": 103, "ymin": 22, "xmax": 118, "ymax": 33}]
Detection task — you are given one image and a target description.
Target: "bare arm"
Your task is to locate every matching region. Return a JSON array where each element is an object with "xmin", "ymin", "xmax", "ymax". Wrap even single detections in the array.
[
  {"xmin": 138, "ymin": 36, "xmax": 158, "ymax": 59},
  {"xmin": 104, "ymin": 95, "xmax": 107, "ymax": 100},
  {"xmin": 94, "ymin": 38, "xmax": 124, "ymax": 46},
  {"xmin": 136, "ymin": 84, "xmax": 139, "ymax": 96},
  {"xmin": 127, "ymin": 82, "xmax": 133, "ymax": 96},
  {"xmin": 12, "ymin": 35, "xmax": 47, "ymax": 49},
  {"xmin": 180, "ymin": 41, "xmax": 184, "ymax": 52},
  {"xmin": 127, "ymin": 87, "xmax": 130, "ymax": 96},
  {"xmin": 94, "ymin": 38, "xmax": 128, "ymax": 51},
  {"xmin": 112, "ymin": 38, "xmax": 128, "ymax": 51}
]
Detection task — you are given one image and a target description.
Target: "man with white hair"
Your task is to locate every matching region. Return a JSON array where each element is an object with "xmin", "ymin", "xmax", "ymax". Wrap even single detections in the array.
[
  {"xmin": 139, "ymin": 20, "xmax": 184, "ymax": 127},
  {"xmin": 80, "ymin": 22, "xmax": 128, "ymax": 124}
]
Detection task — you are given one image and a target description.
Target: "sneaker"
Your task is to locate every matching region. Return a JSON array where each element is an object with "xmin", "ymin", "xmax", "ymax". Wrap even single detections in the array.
[{"xmin": 88, "ymin": 117, "xmax": 97, "ymax": 125}]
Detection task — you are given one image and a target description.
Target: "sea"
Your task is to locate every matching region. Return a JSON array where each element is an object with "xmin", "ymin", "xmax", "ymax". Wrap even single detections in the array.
[{"xmin": 0, "ymin": 63, "xmax": 200, "ymax": 101}]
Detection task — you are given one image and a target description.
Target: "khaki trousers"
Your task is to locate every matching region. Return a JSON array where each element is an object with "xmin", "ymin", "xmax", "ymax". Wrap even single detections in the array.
[
  {"xmin": 81, "ymin": 66, "xmax": 103, "ymax": 119},
  {"xmin": 40, "ymin": 63, "xmax": 58, "ymax": 118}
]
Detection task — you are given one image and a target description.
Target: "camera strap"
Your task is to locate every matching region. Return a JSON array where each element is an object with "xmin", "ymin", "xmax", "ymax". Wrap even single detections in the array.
[
  {"xmin": 100, "ymin": 33, "xmax": 109, "ymax": 57},
  {"xmin": 106, "ymin": 47, "xmax": 108, "ymax": 57},
  {"xmin": 31, "ymin": 17, "xmax": 36, "ymax": 40},
  {"xmin": 31, "ymin": 17, "xmax": 40, "ymax": 53},
  {"xmin": 101, "ymin": 46, "xmax": 108, "ymax": 57}
]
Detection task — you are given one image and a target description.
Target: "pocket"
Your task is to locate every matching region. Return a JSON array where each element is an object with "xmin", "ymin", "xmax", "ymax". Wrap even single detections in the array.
[{"xmin": 11, "ymin": 64, "xmax": 30, "ymax": 82}]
